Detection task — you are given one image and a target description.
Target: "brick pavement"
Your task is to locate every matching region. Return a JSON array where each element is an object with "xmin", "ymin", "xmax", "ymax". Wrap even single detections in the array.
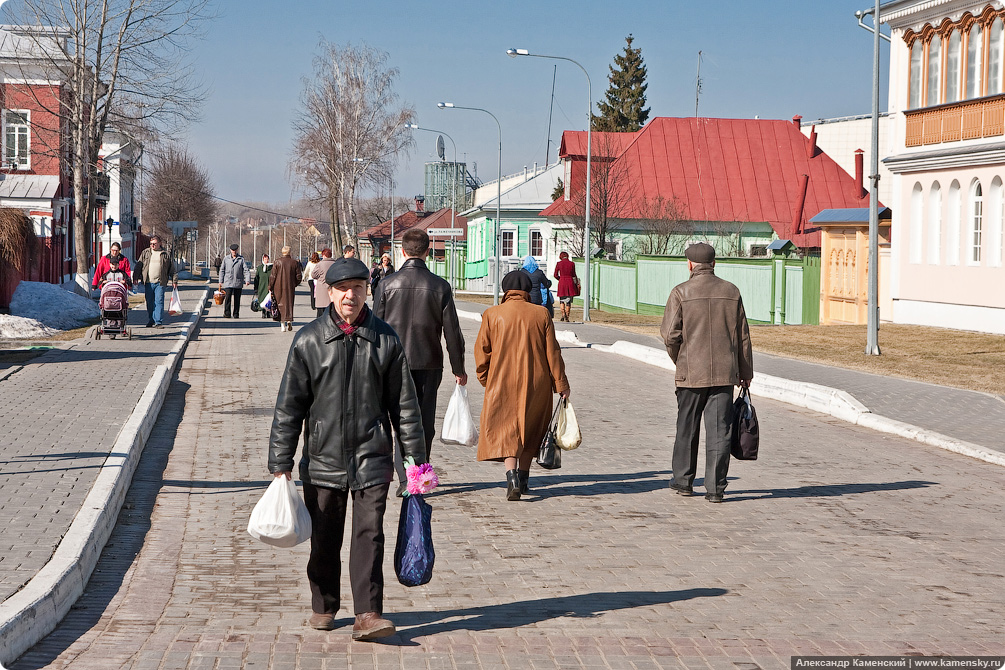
[
  {"xmin": 11, "ymin": 293, "xmax": 1005, "ymax": 669},
  {"xmin": 455, "ymin": 300, "xmax": 1005, "ymax": 455},
  {"xmin": 0, "ymin": 283, "xmax": 206, "ymax": 604}
]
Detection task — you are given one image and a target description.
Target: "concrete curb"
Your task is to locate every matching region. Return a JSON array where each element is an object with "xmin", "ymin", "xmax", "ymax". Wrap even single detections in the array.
[
  {"xmin": 453, "ymin": 313, "xmax": 1005, "ymax": 470},
  {"xmin": 0, "ymin": 287, "xmax": 210, "ymax": 667}
]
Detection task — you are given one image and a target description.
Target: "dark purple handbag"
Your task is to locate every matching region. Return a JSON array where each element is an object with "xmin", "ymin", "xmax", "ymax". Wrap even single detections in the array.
[
  {"xmin": 394, "ymin": 493, "xmax": 434, "ymax": 587},
  {"xmin": 730, "ymin": 387, "xmax": 759, "ymax": 461}
]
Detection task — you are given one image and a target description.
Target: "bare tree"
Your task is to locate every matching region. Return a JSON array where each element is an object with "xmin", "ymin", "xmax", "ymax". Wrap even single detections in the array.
[
  {"xmin": 290, "ymin": 40, "xmax": 414, "ymax": 248},
  {"xmin": 556, "ymin": 132, "xmax": 637, "ymax": 259},
  {"xmin": 141, "ymin": 145, "xmax": 216, "ymax": 261},
  {"xmin": 634, "ymin": 195, "xmax": 693, "ymax": 256},
  {"xmin": 4, "ymin": 0, "xmax": 211, "ymax": 291}
]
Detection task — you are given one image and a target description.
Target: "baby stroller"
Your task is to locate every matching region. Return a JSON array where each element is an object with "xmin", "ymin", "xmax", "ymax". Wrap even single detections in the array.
[{"xmin": 95, "ymin": 280, "xmax": 132, "ymax": 340}]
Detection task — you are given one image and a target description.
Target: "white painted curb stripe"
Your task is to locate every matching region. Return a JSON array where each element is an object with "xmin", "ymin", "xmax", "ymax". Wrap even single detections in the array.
[{"xmin": 0, "ymin": 288, "xmax": 210, "ymax": 666}]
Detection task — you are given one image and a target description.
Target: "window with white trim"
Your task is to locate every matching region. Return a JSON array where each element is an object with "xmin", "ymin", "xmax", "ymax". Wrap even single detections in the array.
[
  {"xmin": 501, "ymin": 229, "xmax": 515, "ymax": 257},
  {"xmin": 530, "ymin": 229, "xmax": 543, "ymax": 257},
  {"xmin": 946, "ymin": 31, "xmax": 962, "ymax": 103},
  {"xmin": 967, "ymin": 25, "xmax": 983, "ymax": 99},
  {"xmin": 927, "ymin": 36, "xmax": 942, "ymax": 106},
  {"xmin": 4, "ymin": 110, "xmax": 30, "ymax": 169},
  {"xmin": 970, "ymin": 181, "xmax": 983, "ymax": 264},
  {"xmin": 909, "ymin": 40, "xmax": 923, "ymax": 109}
]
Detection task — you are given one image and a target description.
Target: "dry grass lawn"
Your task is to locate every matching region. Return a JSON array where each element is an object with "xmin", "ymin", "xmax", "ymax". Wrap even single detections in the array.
[{"xmin": 456, "ymin": 293, "xmax": 1005, "ymax": 396}]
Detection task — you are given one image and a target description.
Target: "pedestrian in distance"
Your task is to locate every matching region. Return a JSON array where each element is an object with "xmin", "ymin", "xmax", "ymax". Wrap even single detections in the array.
[
  {"xmin": 343, "ymin": 244, "xmax": 356, "ymax": 259},
  {"xmin": 311, "ymin": 248, "xmax": 336, "ymax": 318},
  {"xmin": 374, "ymin": 228, "xmax": 467, "ymax": 496},
  {"xmin": 660, "ymin": 242, "xmax": 753, "ymax": 503},
  {"xmin": 304, "ymin": 252, "xmax": 320, "ymax": 312},
  {"xmin": 91, "ymin": 242, "xmax": 131, "ymax": 292},
  {"xmin": 132, "ymin": 234, "xmax": 177, "ymax": 328},
  {"xmin": 268, "ymin": 256, "xmax": 426, "ymax": 639},
  {"xmin": 521, "ymin": 255, "xmax": 554, "ymax": 318},
  {"xmin": 253, "ymin": 254, "xmax": 273, "ymax": 319},
  {"xmin": 219, "ymin": 243, "xmax": 249, "ymax": 318},
  {"xmin": 553, "ymin": 251, "xmax": 578, "ymax": 322},
  {"xmin": 369, "ymin": 253, "xmax": 393, "ymax": 298},
  {"xmin": 213, "ymin": 255, "xmax": 222, "ymax": 276},
  {"xmin": 268, "ymin": 246, "xmax": 303, "ymax": 332},
  {"xmin": 474, "ymin": 270, "xmax": 571, "ymax": 500}
]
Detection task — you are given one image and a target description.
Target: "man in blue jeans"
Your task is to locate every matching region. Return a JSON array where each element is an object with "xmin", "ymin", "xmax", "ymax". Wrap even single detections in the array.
[{"xmin": 133, "ymin": 235, "xmax": 178, "ymax": 327}]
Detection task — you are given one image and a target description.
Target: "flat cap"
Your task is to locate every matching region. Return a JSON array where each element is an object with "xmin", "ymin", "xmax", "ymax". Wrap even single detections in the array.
[
  {"xmin": 325, "ymin": 257, "xmax": 370, "ymax": 286},
  {"xmin": 685, "ymin": 242, "xmax": 715, "ymax": 264},
  {"xmin": 229, "ymin": 243, "xmax": 239, "ymax": 251}
]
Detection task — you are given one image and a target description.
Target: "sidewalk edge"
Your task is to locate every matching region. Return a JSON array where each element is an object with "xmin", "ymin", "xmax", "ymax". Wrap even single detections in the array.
[{"xmin": 0, "ymin": 288, "xmax": 210, "ymax": 667}]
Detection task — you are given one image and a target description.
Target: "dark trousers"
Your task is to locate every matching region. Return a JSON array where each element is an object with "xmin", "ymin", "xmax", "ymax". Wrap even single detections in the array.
[
  {"xmin": 302, "ymin": 480, "xmax": 390, "ymax": 615},
  {"xmin": 308, "ymin": 280, "xmax": 316, "ymax": 310},
  {"xmin": 394, "ymin": 368, "xmax": 443, "ymax": 483},
  {"xmin": 223, "ymin": 287, "xmax": 242, "ymax": 318},
  {"xmin": 672, "ymin": 385, "xmax": 734, "ymax": 496}
]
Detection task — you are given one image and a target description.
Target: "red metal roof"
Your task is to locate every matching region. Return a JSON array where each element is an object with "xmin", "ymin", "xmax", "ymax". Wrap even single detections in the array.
[{"xmin": 541, "ymin": 118, "xmax": 878, "ymax": 247}]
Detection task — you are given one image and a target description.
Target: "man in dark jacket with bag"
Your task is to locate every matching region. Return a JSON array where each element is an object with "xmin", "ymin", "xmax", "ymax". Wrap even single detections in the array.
[
  {"xmin": 374, "ymin": 229, "xmax": 467, "ymax": 496},
  {"xmin": 269, "ymin": 257, "xmax": 426, "ymax": 639},
  {"xmin": 660, "ymin": 242, "xmax": 753, "ymax": 503}
]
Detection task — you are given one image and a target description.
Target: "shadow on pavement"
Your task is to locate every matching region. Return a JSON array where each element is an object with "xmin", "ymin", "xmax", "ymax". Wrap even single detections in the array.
[
  {"xmin": 159, "ymin": 478, "xmax": 271, "ymax": 495},
  {"xmin": 377, "ymin": 588, "xmax": 728, "ymax": 643},
  {"xmin": 723, "ymin": 479, "xmax": 937, "ymax": 502},
  {"xmin": 436, "ymin": 470, "xmax": 669, "ymax": 497},
  {"xmin": 11, "ymin": 376, "xmax": 190, "ymax": 670}
]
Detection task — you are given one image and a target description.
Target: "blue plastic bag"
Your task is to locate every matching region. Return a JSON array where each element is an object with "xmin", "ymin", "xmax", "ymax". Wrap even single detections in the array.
[{"xmin": 394, "ymin": 494, "xmax": 434, "ymax": 587}]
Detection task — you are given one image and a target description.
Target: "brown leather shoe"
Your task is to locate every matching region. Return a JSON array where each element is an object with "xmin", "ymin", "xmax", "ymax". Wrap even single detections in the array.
[
  {"xmin": 308, "ymin": 612, "xmax": 336, "ymax": 630},
  {"xmin": 352, "ymin": 612, "xmax": 395, "ymax": 640}
]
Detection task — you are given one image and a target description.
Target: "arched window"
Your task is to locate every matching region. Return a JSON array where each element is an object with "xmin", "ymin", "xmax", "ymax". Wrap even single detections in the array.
[
  {"xmin": 947, "ymin": 180, "xmax": 961, "ymax": 265},
  {"xmin": 928, "ymin": 182, "xmax": 942, "ymax": 265},
  {"xmin": 970, "ymin": 180, "xmax": 983, "ymax": 264},
  {"xmin": 927, "ymin": 36, "xmax": 942, "ymax": 106},
  {"xmin": 910, "ymin": 182, "xmax": 924, "ymax": 264},
  {"xmin": 989, "ymin": 177, "xmax": 1003, "ymax": 267},
  {"xmin": 967, "ymin": 24, "xmax": 984, "ymax": 98},
  {"xmin": 946, "ymin": 31, "xmax": 962, "ymax": 102},
  {"xmin": 990, "ymin": 20, "xmax": 1004, "ymax": 96},
  {"xmin": 910, "ymin": 41, "xmax": 924, "ymax": 107}
]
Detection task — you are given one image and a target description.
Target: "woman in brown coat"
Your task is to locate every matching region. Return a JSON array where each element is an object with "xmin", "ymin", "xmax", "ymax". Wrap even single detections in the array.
[
  {"xmin": 268, "ymin": 246, "xmax": 303, "ymax": 332},
  {"xmin": 475, "ymin": 270, "xmax": 571, "ymax": 500}
]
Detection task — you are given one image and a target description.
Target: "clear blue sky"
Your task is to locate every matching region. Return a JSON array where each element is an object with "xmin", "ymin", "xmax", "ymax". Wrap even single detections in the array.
[{"xmin": 184, "ymin": 0, "xmax": 889, "ymax": 210}]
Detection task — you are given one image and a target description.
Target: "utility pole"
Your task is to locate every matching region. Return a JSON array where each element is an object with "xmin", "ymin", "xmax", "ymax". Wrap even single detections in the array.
[{"xmin": 695, "ymin": 51, "xmax": 703, "ymax": 118}]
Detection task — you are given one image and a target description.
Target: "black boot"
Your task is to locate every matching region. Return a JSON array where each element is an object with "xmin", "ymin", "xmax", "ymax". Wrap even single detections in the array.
[
  {"xmin": 517, "ymin": 470, "xmax": 530, "ymax": 494},
  {"xmin": 505, "ymin": 470, "xmax": 521, "ymax": 501}
]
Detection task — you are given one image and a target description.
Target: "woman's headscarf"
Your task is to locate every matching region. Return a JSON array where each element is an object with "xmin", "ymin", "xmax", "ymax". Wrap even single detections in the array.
[
  {"xmin": 522, "ymin": 255, "xmax": 539, "ymax": 273},
  {"xmin": 501, "ymin": 269, "xmax": 532, "ymax": 293}
]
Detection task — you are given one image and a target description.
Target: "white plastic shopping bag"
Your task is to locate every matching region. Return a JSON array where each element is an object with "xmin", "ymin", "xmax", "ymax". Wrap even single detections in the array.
[
  {"xmin": 440, "ymin": 383, "xmax": 478, "ymax": 446},
  {"xmin": 262, "ymin": 291, "xmax": 275, "ymax": 311},
  {"xmin": 556, "ymin": 398, "xmax": 582, "ymax": 450},
  {"xmin": 247, "ymin": 477, "xmax": 312, "ymax": 547},
  {"xmin": 168, "ymin": 285, "xmax": 183, "ymax": 316}
]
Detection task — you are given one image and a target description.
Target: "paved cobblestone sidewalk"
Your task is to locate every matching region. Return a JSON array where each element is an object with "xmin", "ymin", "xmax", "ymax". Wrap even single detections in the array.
[
  {"xmin": 11, "ymin": 294, "xmax": 1005, "ymax": 669},
  {"xmin": 0, "ymin": 283, "xmax": 206, "ymax": 604}
]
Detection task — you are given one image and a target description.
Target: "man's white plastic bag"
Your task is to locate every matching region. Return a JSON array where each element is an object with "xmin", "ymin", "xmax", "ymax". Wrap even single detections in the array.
[
  {"xmin": 248, "ymin": 477, "xmax": 312, "ymax": 547},
  {"xmin": 556, "ymin": 398, "xmax": 582, "ymax": 450},
  {"xmin": 440, "ymin": 383, "xmax": 478, "ymax": 446},
  {"xmin": 168, "ymin": 286, "xmax": 183, "ymax": 316}
]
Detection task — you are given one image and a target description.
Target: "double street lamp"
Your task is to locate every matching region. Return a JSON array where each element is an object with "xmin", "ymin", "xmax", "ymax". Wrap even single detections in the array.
[
  {"xmin": 437, "ymin": 101, "xmax": 503, "ymax": 305},
  {"xmin": 507, "ymin": 48, "xmax": 593, "ymax": 321},
  {"xmin": 405, "ymin": 123, "xmax": 460, "ymax": 289}
]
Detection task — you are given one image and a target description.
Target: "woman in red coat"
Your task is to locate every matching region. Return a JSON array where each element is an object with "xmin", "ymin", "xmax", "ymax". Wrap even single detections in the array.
[{"xmin": 552, "ymin": 251, "xmax": 578, "ymax": 322}]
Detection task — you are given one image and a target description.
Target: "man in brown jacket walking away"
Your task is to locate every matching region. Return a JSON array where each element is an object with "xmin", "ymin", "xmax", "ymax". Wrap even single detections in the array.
[
  {"xmin": 268, "ymin": 246, "xmax": 303, "ymax": 332},
  {"xmin": 660, "ymin": 242, "xmax": 753, "ymax": 503}
]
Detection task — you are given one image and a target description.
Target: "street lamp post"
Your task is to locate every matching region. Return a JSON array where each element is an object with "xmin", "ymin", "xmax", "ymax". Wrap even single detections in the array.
[
  {"xmin": 405, "ymin": 123, "xmax": 460, "ymax": 289},
  {"xmin": 507, "ymin": 48, "xmax": 593, "ymax": 321},
  {"xmin": 438, "ymin": 102, "xmax": 503, "ymax": 305}
]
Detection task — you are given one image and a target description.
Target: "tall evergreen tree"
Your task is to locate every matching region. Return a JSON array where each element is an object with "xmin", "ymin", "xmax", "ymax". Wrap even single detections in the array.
[{"xmin": 592, "ymin": 35, "xmax": 651, "ymax": 132}]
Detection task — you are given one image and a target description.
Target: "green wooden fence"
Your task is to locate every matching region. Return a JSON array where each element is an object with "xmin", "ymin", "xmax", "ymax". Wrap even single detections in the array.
[{"xmin": 573, "ymin": 255, "xmax": 820, "ymax": 325}]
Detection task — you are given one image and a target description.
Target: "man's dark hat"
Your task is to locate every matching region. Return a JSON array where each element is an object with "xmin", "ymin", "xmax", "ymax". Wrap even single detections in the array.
[
  {"xmin": 501, "ymin": 269, "xmax": 532, "ymax": 293},
  {"xmin": 325, "ymin": 257, "xmax": 370, "ymax": 286},
  {"xmin": 685, "ymin": 242, "xmax": 716, "ymax": 264},
  {"xmin": 229, "ymin": 243, "xmax": 239, "ymax": 251}
]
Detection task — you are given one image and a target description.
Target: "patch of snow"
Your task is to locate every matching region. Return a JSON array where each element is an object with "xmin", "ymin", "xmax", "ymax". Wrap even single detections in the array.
[
  {"xmin": 0, "ymin": 314, "xmax": 58, "ymax": 339},
  {"xmin": 8, "ymin": 280, "xmax": 99, "ymax": 331}
]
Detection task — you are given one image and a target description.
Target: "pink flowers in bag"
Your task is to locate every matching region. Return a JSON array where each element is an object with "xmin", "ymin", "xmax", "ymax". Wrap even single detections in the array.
[{"xmin": 404, "ymin": 457, "xmax": 439, "ymax": 495}]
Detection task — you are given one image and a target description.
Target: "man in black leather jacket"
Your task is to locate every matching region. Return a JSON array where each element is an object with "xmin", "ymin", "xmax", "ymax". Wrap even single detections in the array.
[
  {"xmin": 374, "ymin": 229, "xmax": 467, "ymax": 495},
  {"xmin": 268, "ymin": 257, "xmax": 426, "ymax": 640}
]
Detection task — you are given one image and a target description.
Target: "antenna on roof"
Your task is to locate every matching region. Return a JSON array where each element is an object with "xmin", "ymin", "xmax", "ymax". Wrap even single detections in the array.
[{"xmin": 695, "ymin": 51, "xmax": 703, "ymax": 118}]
